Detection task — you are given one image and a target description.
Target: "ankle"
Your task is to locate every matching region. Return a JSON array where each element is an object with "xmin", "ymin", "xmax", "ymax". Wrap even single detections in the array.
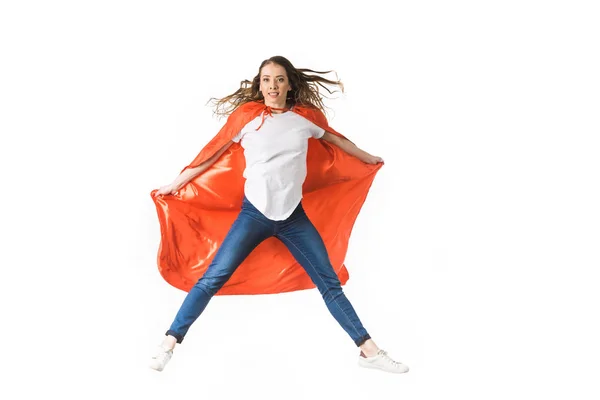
[
  {"xmin": 162, "ymin": 336, "xmax": 177, "ymax": 350},
  {"xmin": 359, "ymin": 339, "xmax": 380, "ymax": 357}
]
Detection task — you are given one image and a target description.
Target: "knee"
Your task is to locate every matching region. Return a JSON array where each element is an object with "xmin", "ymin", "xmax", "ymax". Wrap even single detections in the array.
[
  {"xmin": 194, "ymin": 275, "xmax": 225, "ymax": 297},
  {"xmin": 318, "ymin": 281, "xmax": 343, "ymax": 302}
]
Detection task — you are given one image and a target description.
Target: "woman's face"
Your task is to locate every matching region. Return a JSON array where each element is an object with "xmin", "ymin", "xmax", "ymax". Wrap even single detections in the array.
[{"xmin": 259, "ymin": 63, "xmax": 292, "ymax": 108}]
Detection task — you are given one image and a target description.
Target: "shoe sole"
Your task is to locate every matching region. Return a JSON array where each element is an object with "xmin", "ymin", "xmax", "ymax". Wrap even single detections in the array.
[{"xmin": 358, "ymin": 360, "xmax": 409, "ymax": 374}]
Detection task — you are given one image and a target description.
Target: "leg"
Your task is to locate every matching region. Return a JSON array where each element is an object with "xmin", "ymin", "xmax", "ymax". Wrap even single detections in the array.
[
  {"xmin": 273, "ymin": 204, "xmax": 409, "ymax": 374},
  {"xmin": 165, "ymin": 200, "xmax": 274, "ymax": 345},
  {"xmin": 275, "ymin": 202, "xmax": 371, "ymax": 347}
]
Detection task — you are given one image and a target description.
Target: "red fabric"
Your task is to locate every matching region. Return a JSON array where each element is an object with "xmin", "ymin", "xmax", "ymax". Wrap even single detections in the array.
[{"xmin": 150, "ymin": 100, "xmax": 383, "ymax": 295}]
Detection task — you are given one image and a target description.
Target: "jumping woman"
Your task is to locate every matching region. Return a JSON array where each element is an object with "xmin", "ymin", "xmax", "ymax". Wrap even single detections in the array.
[{"xmin": 150, "ymin": 56, "xmax": 409, "ymax": 374}]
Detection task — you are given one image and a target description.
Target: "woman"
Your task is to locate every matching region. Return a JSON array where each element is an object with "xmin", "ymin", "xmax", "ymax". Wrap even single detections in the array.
[{"xmin": 149, "ymin": 56, "xmax": 409, "ymax": 374}]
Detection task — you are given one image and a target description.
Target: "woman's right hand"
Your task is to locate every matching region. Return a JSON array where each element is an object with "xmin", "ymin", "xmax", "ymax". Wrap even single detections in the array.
[{"xmin": 154, "ymin": 184, "xmax": 179, "ymax": 197}]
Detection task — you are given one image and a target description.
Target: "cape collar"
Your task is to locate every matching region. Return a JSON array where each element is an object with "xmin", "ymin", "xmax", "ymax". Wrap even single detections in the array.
[{"xmin": 255, "ymin": 104, "xmax": 290, "ymax": 131}]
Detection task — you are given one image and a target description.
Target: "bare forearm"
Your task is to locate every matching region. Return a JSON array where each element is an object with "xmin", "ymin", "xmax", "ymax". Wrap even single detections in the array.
[
  {"xmin": 335, "ymin": 137, "xmax": 370, "ymax": 160},
  {"xmin": 319, "ymin": 131, "xmax": 383, "ymax": 165},
  {"xmin": 171, "ymin": 166, "xmax": 205, "ymax": 189},
  {"xmin": 171, "ymin": 141, "xmax": 233, "ymax": 189}
]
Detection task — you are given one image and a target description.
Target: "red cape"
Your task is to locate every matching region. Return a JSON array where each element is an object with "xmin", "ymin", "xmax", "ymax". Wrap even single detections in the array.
[{"xmin": 150, "ymin": 100, "xmax": 383, "ymax": 295}]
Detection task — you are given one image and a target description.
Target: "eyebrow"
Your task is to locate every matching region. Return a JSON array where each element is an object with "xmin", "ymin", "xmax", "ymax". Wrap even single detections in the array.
[{"xmin": 262, "ymin": 75, "xmax": 285, "ymax": 78}]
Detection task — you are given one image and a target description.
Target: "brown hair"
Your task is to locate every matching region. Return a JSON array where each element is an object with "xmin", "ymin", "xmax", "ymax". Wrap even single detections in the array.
[{"xmin": 208, "ymin": 56, "xmax": 344, "ymax": 118}]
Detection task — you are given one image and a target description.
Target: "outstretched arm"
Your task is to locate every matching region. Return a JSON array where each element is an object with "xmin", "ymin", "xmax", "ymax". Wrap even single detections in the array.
[
  {"xmin": 320, "ymin": 131, "xmax": 384, "ymax": 165},
  {"xmin": 154, "ymin": 141, "xmax": 235, "ymax": 197},
  {"xmin": 175, "ymin": 141, "xmax": 234, "ymax": 187}
]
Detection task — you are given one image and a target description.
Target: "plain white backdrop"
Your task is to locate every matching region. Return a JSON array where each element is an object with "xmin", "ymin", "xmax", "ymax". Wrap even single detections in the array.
[{"xmin": 1, "ymin": 0, "xmax": 599, "ymax": 398}]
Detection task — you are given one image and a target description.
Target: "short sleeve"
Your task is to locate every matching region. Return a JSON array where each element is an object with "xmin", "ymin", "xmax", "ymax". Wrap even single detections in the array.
[
  {"xmin": 311, "ymin": 125, "xmax": 326, "ymax": 139},
  {"xmin": 231, "ymin": 130, "xmax": 244, "ymax": 143}
]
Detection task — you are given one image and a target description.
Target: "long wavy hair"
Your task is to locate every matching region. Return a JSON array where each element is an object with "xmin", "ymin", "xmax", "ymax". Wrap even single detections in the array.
[{"xmin": 208, "ymin": 56, "xmax": 344, "ymax": 118}]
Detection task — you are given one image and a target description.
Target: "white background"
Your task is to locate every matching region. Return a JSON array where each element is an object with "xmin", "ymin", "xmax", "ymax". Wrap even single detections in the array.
[{"xmin": 1, "ymin": 1, "xmax": 599, "ymax": 398}]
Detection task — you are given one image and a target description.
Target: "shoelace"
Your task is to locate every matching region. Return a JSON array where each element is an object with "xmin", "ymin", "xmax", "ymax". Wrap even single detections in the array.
[
  {"xmin": 153, "ymin": 346, "xmax": 171, "ymax": 362},
  {"xmin": 378, "ymin": 350, "xmax": 402, "ymax": 367},
  {"xmin": 255, "ymin": 105, "xmax": 290, "ymax": 131}
]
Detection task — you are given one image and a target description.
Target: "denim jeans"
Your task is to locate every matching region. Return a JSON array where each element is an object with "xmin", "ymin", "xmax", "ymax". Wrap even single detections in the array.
[{"xmin": 166, "ymin": 195, "xmax": 371, "ymax": 347}]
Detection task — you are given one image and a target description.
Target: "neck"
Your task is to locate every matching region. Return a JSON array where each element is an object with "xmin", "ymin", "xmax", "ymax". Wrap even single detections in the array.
[{"xmin": 264, "ymin": 100, "xmax": 288, "ymax": 112}]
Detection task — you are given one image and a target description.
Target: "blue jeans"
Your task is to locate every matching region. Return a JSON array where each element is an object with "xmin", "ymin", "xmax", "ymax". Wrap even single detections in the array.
[{"xmin": 166, "ymin": 195, "xmax": 371, "ymax": 347}]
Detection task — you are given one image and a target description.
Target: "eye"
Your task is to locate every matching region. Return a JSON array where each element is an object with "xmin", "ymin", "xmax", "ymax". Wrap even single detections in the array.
[
  {"xmin": 262, "ymin": 78, "xmax": 269, "ymax": 82},
  {"xmin": 278, "ymin": 78, "xmax": 284, "ymax": 82}
]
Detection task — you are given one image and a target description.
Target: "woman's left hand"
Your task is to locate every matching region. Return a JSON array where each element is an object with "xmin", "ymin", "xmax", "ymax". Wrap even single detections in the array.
[{"xmin": 362, "ymin": 154, "xmax": 384, "ymax": 165}]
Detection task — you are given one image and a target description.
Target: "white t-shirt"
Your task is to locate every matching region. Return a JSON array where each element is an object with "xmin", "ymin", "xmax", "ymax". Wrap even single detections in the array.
[{"xmin": 231, "ymin": 110, "xmax": 326, "ymax": 220}]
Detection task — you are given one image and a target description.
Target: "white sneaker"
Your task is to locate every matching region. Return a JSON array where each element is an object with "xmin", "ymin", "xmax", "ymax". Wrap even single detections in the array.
[
  {"xmin": 358, "ymin": 349, "xmax": 409, "ymax": 374},
  {"xmin": 149, "ymin": 345, "xmax": 173, "ymax": 372}
]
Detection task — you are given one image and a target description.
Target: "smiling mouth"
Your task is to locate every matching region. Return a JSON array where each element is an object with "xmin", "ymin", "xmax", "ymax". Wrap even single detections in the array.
[{"xmin": 268, "ymin": 92, "xmax": 279, "ymax": 97}]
